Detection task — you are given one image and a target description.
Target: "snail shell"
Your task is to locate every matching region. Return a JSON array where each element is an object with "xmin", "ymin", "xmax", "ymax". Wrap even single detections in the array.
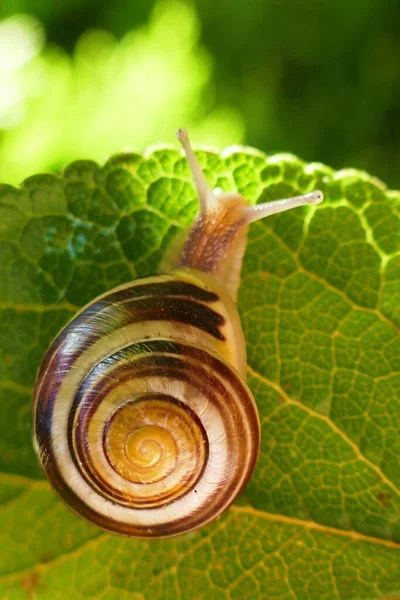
[{"xmin": 33, "ymin": 129, "xmax": 323, "ymax": 537}]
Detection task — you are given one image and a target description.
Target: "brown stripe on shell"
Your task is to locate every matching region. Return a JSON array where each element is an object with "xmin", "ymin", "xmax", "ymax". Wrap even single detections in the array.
[
  {"xmin": 66, "ymin": 340, "xmax": 251, "ymax": 507},
  {"xmin": 70, "ymin": 390, "xmax": 210, "ymax": 507},
  {"xmin": 36, "ymin": 444, "xmax": 257, "ymax": 538},
  {"xmin": 33, "ymin": 277, "xmax": 228, "ymax": 462},
  {"xmin": 33, "ymin": 278, "xmax": 225, "ymax": 422},
  {"xmin": 38, "ymin": 340, "xmax": 259, "ymax": 537},
  {"xmin": 38, "ymin": 278, "xmax": 220, "ymax": 376}
]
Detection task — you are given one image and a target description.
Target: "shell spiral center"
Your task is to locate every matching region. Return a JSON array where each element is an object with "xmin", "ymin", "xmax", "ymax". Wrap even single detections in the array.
[{"xmin": 104, "ymin": 396, "xmax": 208, "ymax": 499}]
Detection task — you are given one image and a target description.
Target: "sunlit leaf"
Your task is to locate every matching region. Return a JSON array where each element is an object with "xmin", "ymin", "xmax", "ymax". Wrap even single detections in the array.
[{"xmin": 0, "ymin": 147, "xmax": 399, "ymax": 599}]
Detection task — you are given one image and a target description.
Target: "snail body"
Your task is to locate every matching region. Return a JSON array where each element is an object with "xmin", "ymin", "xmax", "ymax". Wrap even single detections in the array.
[{"xmin": 33, "ymin": 130, "xmax": 323, "ymax": 537}]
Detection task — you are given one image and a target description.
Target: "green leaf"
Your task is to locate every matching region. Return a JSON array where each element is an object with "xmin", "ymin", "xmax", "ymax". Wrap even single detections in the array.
[{"xmin": 1, "ymin": 147, "xmax": 399, "ymax": 599}]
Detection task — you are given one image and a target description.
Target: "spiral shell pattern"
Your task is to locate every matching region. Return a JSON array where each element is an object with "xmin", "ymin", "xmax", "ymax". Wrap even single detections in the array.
[{"xmin": 33, "ymin": 272, "xmax": 260, "ymax": 537}]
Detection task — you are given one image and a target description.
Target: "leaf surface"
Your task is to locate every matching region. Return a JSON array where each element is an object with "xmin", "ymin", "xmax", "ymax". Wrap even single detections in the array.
[{"xmin": 0, "ymin": 147, "xmax": 399, "ymax": 599}]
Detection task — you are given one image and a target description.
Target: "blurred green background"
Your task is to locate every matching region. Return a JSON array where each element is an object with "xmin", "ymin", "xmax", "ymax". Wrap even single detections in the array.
[{"xmin": 0, "ymin": 0, "xmax": 398, "ymax": 187}]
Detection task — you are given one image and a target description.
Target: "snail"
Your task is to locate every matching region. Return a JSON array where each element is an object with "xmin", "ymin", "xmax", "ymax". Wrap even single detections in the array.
[{"xmin": 32, "ymin": 129, "xmax": 323, "ymax": 538}]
